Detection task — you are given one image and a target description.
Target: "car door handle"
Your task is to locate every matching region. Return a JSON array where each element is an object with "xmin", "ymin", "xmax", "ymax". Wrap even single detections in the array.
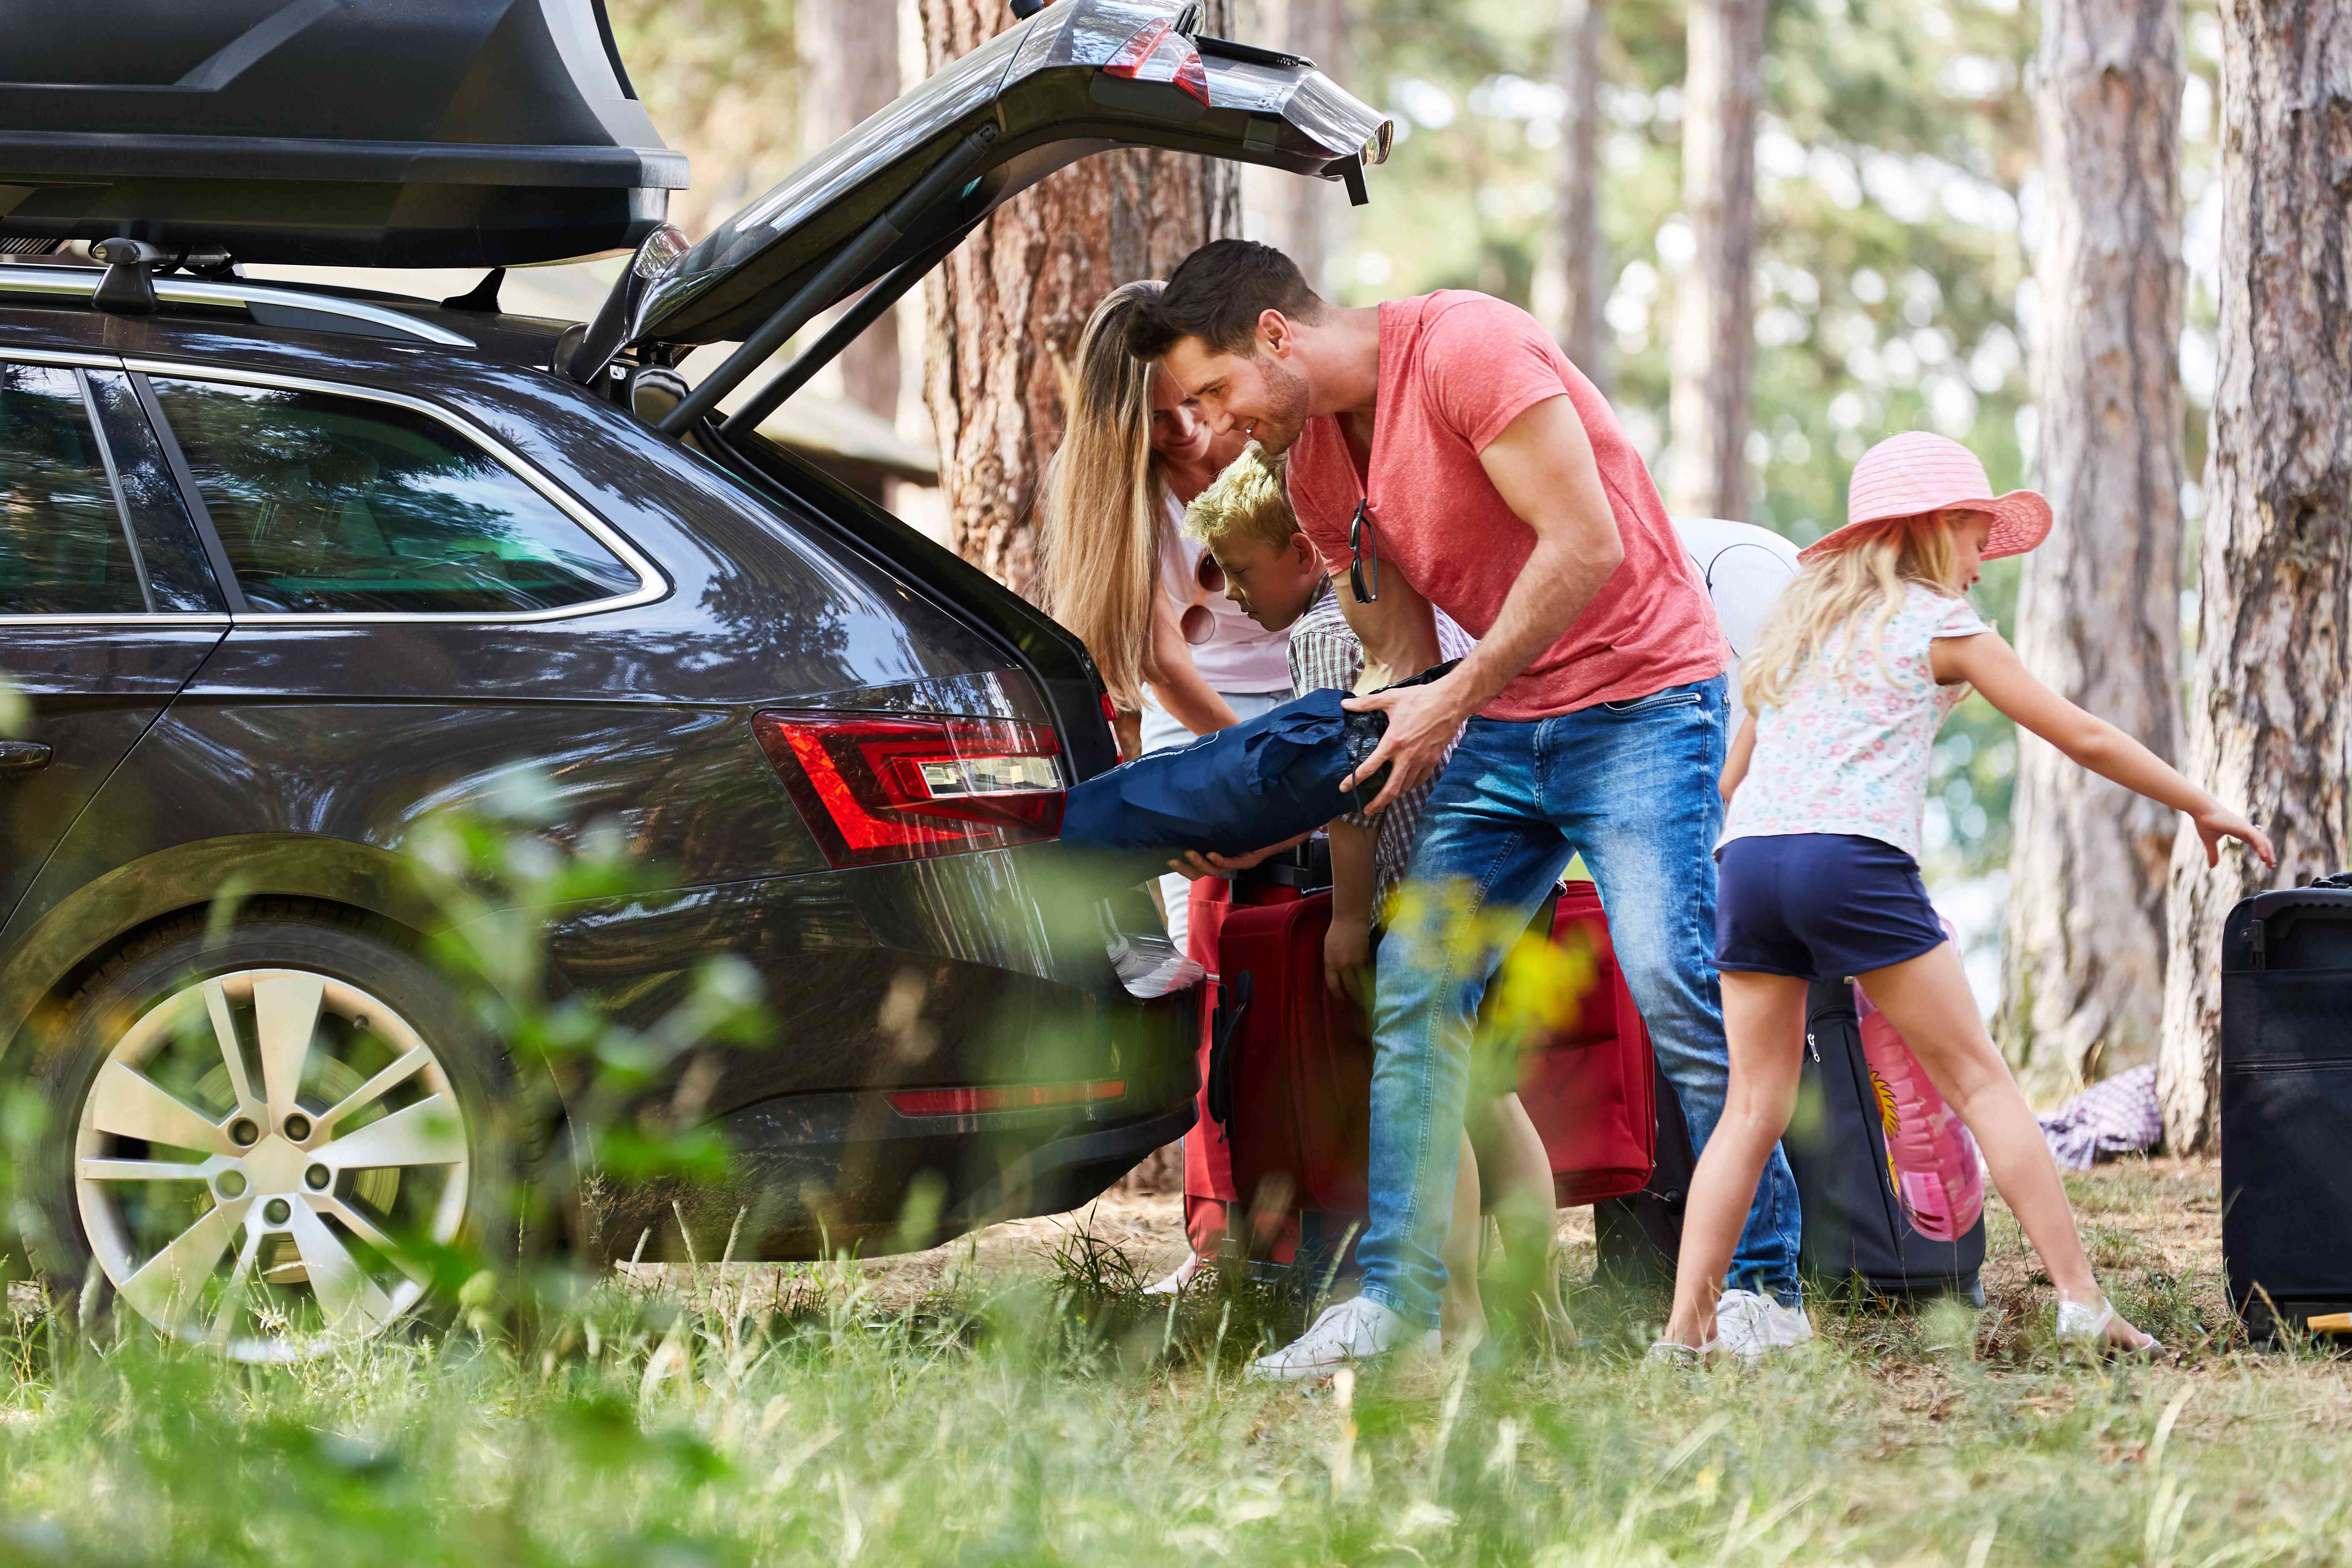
[{"xmin": 0, "ymin": 741, "xmax": 53, "ymax": 773}]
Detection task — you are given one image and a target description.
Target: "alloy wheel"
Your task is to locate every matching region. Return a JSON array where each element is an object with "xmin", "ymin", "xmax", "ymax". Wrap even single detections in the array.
[{"xmin": 73, "ymin": 968, "xmax": 472, "ymax": 1361}]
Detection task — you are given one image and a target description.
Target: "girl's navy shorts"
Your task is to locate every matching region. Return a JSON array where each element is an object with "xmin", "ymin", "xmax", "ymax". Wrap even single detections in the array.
[{"xmin": 1714, "ymin": 833, "xmax": 1948, "ymax": 980}]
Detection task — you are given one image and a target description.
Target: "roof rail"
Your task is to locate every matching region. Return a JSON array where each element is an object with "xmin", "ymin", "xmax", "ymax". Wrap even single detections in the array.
[{"xmin": 0, "ymin": 265, "xmax": 472, "ymax": 348}]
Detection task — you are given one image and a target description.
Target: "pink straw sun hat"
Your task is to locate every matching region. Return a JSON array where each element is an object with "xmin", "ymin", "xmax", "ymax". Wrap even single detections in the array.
[{"xmin": 1800, "ymin": 430, "xmax": 2053, "ymax": 563}]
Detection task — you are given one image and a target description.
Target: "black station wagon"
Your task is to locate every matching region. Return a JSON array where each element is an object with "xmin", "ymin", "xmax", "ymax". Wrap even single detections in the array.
[{"xmin": 0, "ymin": 0, "xmax": 1390, "ymax": 1359}]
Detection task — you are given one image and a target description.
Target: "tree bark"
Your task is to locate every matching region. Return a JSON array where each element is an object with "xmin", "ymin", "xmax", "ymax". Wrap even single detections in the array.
[
  {"xmin": 800, "ymin": 0, "xmax": 906, "ymax": 421},
  {"xmin": 1533, "ymin": 0, "xmax": 1610, "ymax": 390},
  {"xmin": 918, "ymin": 0, "xmax": 1239, "ymax": 601},
  {"xmin": 2158, "ymin": 0, "xmax": 2352, "ymax": 1150},
  {"xmin": 1667, "ymin": 0, "xmax": 1763, "ymax": 521},
  {"xmin": 1241, "ymin": 0, "xmax": 1349, "ymax": 293},
  {"xmin": 1997, "ymin": 0, "xmax": 2186, "ymax": 1095}
]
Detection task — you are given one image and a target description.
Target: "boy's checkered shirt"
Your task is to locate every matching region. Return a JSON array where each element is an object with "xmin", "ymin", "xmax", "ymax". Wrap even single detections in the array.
[{"xmin": 1285, "ymin": 580, "xmax": 1476, "ymax": 906}]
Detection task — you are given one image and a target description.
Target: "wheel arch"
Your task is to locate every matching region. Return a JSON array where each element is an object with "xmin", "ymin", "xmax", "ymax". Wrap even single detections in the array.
[{"xmin": 0, "ymin": 835, "xmax": 445, "ymax": 1070}]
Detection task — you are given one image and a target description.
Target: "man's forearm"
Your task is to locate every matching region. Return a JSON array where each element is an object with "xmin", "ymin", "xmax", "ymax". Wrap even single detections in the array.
[{"xmin": 1440, "ymin": 529, "xmax": 1621, "ymax": 714}]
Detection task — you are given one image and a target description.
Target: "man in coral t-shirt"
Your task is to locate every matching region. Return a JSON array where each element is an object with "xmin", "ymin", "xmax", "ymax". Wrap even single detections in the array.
[{"xmin": 1129, "ymin": 241, "xmax": 1805, "ymax": 1378}]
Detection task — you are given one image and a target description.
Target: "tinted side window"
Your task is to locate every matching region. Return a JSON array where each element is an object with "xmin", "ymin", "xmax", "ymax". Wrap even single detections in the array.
[
  {"xmin": 0, "ymin": 362, "xmax": 144, "ymax": 615},
  {"xmin": 146, "ymin": 378, "xmax": 642, "ymax": 616}
]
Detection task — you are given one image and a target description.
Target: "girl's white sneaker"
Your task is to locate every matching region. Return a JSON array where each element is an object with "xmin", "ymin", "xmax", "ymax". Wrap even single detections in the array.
[
  {"xmin": 1644, "ymin": 1337, "xmax": 1720, "ymax": 1366},
  {"xmin": 1714, "ymin": 1289, "xmax": 1815, "ymax": 1361}
]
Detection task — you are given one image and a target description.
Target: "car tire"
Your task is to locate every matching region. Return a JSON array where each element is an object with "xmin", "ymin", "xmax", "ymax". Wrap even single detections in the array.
[{"xmin": 23, "ymin": 903, "xmax": 516, "ymax": 1361}]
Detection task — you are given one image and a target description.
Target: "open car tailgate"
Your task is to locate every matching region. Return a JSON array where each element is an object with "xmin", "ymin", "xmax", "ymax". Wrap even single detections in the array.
[{"xmin": 589, "ymin": 0, "xmax": 1390, "ymax": 357}]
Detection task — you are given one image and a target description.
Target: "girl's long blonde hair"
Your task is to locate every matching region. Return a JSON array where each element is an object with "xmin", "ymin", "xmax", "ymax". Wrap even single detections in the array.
[
  {"xmin": 1040, "ymin": 281, "xmax": 1172, "ymax": 712},
  {"xmin": 1742, "ymin": 510, "xmax": 1968, "ymax": 713}
]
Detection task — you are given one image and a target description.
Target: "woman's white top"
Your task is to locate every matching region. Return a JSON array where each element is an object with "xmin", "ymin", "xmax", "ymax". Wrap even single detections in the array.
[
  {"xmin": 1721, "ymin": 581, "xmax": 1991, "ymax": 863},
  {"xmin": 1156, "ymin": 492, "xmax": 1293, "ymax": 693}
]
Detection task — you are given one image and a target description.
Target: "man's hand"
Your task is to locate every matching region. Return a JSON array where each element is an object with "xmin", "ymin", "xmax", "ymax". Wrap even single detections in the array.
[
  {"xmin": 1324, "ymin": 911, "xmax": 1372, "ymax": 997},
  {"xmin": 1165, "ymin": 830, "xmax": 1315, "ymax": 880},
  {"xmin": 1340, "ymin": 674, "xmax": 1471, "ymax": 815}
]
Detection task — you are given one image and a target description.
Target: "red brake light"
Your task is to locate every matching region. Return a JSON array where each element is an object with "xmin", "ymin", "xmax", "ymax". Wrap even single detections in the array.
[
  {"xmin": 756, "ymin": 711, "xmax": 1064, "ymax": 869},
  {"xmin": 888, "ymin": 1080, "xmax": 1126, "ymax": 1117},
  {"xmin": 1101, "ymin": 18, "xmax": 1212, "ymax": 106}
]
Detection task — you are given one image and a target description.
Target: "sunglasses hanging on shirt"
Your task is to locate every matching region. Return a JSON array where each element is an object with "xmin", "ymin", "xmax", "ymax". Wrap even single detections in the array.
[{"xmin": 1349, "ymin": 499, "xmax": 1381, "ymax": 603}]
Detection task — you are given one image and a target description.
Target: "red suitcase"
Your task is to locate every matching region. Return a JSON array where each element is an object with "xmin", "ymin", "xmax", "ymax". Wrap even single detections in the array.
[
  {"xmin": 1514, "ymin": 881, "xmax": 1657, "ymax": 1205},
  {"xmin": 1180, "ymin": 875, "xmax": 1240, "ymax": 1259},
  {"xmin": 1217, "ymin": 886, "xmax": 1373, "ymax": 1263},
  {"xmin": 1199, "ymin": 875, "xmax": 1656, "ymax": 1268}
]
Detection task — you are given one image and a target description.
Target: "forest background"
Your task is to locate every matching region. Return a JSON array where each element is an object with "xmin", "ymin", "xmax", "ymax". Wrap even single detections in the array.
[{"xmin": 583, "ymin": 0, "xmax": 2323, "ymax": 1143}]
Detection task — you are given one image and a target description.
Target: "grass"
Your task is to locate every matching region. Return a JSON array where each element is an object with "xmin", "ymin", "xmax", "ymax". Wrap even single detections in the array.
[{"xmin": 3, "ymin": 1158, "xmax": 2349, "ymax": 1567}]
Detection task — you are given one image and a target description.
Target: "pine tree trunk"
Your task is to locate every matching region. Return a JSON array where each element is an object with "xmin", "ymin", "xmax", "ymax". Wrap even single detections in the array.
[
  {"xmin": 917, "ymin": 0, "xmax": 1239, "ymax": 600},
  {"xmin": 1248, "ymin": 0, "xmax": 1349, "ymax": 293},
  {"xmin": 2158, "ymin": 0, "xmax": 2352, "ymax": 1150},
  {"xmin": 800, "ymin": 0, "xmax": 906, "ymax": 421},
  {"xmin": 1533, "ymin": 0, "xmax": 1609, "ymax": 390},
  {"xmin": 1667, "ymin": 0, "xmax": 1762, "ymax": 521},
  {"xmin": 1997, "ymin": 0, "xmax": 2186, "ymax": 1095}
]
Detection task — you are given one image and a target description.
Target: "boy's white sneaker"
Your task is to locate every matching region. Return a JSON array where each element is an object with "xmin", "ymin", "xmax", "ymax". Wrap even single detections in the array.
[
  {"xmin": 1246, "ymin": 1295, "xmax": 1439, "ymax": 1382},
  {"xmin": 1714, "ymin": 1289, "xmax": 1814, "ymax": 1361}
]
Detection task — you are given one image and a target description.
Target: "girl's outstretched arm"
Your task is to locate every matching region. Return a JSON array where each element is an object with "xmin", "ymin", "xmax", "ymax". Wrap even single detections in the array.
[
  {"xmin": 1722, "ymin": 710, "xmax": 1757, "ymax": 803},
  {"xmin": 1934, "ymin": 630, "xmax": 2277, "ymax": 869}
]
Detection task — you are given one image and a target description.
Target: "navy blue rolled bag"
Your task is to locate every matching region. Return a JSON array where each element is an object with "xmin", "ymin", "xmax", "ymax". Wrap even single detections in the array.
[{"xmin": 1057, "ymin": 662, "xmax": 1457, "ymax": 873}]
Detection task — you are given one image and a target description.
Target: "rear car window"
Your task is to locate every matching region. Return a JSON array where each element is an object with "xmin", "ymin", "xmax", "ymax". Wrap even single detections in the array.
[
  {"xmin": 146, "ymin": 378, "xmax": 642, "ymax": 616},
  {"xmin": 0, "ymin": 361, "xmax": 144, "ymax": 615}
]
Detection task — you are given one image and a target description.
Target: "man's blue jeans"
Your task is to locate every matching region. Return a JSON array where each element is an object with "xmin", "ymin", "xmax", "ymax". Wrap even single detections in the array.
[{"xmin": 1357, "ymin": 675, "xmax": 1803, "ymax": 1328}]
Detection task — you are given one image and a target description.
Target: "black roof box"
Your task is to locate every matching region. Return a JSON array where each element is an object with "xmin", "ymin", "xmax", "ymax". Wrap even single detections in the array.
[{"xmin": 0, "ymin": 0, "xmax": 685, "ymax": 267}]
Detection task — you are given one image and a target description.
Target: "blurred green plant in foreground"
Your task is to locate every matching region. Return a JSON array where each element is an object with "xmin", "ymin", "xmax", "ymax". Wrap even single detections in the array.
[{"xmin": 0, "ymin": 1158, "xmax": 2347, "ymax": 1567}]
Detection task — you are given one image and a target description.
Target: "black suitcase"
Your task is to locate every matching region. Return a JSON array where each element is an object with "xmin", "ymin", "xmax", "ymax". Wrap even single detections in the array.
[
  {"xmin": 2220, "ymin": 875, "xmax": 2352, "ymax": 1341},
  {"xmin": 1598, "ymin": 976, "xmax": 1986, "ymax": 1304}
]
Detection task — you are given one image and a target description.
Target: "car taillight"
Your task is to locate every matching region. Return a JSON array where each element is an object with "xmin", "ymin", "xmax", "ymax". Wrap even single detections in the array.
[
  {"xmin": 1101, "ymin": 17, "xmax": 1211, "ymax": 105},
  {"xmin": 887, "ymin": 1080, "xmax": 1126, "ymax": 1117},
  {"xmin": 755, "ymin": 710, "xmax": 1064, "ymax": 869}
]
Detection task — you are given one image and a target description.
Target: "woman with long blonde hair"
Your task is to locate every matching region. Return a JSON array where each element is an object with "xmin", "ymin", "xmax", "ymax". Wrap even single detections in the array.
[
  {"xmin": 1653, "ymin": 432, "xmax": 2273, "ymax": 1363},
  {"xmin": 1042, "ymin": 281, "xmax": 1292, "ymax": 950}
]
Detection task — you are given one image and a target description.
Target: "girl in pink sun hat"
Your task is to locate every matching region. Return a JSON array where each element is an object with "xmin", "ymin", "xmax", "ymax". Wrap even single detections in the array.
[{"xmin": 1651, "ymin": 430, "xmax": 2275, "ymax": 1362}]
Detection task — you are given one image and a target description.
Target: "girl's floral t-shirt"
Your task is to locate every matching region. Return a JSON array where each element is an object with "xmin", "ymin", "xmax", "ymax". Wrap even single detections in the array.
[{"xmin": 1723, "ymin": 581, "xmax": 1991, "ymax": 863}]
